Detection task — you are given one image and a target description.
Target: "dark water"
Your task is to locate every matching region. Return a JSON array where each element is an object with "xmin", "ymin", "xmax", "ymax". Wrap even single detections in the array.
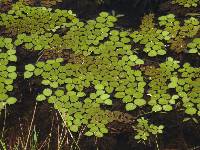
[{"xmin": 0, "ymin": 0, "xmax": 200, "ymax": 150}]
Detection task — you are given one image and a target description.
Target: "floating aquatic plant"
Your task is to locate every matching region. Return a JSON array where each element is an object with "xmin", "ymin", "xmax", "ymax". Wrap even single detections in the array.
[
  {"xmin": 142, "ymin": 57, "xmax": 200, "ymax": 115},
  {"xmin": 0, "ymin": 1, "xmax": 199, "ymax": 145},
  {"xmin": 14, "ymin": 33, "xmax": 64, "ymax": 51},
  {"xmin": 172, "ymin": 0, "xmax": 200, "ymax": 7},
  {"xmin": 158, "ymin": 14, "xmax": 200, "ymax": 53},
  {"xmin": 22, "ymin": 9, "xmax": 147, "ymax": 134},
  {"xmin": 130, "ymin": 14, "xmax": 170, "ymax": 57},
  {"xmin": 142, "ymin": 57, "xmax": 180, "ymax": 112},
  {"xmin": 176, "ymin": 63, "xmax": 200, "ymax": 115},
  {"xmin": 0, "ymin": 37, "xmax": 17, "ymax": 110},
  {"xmin": 62, "ymin": 11, "xmax": 118, "ymax": 56},
  {"xmin": 133, "ymin": 117, "xmax": 164, "ymax": 142},
  {"xmin": 12, "ymin": 10, "xmax": 119, "ymax": 56},
  {"xmin": 187, "ymin": 38, "xmax": 200, "ymax": 55},
  {"xmin": 24, "ymin": 54, "xmax": 143, "ymax": 136},
  {"xmin": 0, "ymin": 2, "xmax": 76, "ymax": 35}
]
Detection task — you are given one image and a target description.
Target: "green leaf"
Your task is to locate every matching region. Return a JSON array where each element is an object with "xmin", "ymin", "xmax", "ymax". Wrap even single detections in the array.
[
  {"xmin": 55, "ymin": 90, "xmax": 64, "ymax": 97},
  {"xmin": 100, "ymin": 94, "xmax": 110, "ymax": 100},
  {"xmin": 25, "ymin": 64, "xmax": 35, "ymax": 71},
  {"xmin": 41, "ymin": 80, "xmax": 50, "ymax": 85},
  {"xmin": 94, "ymin": 131, "xmax": 103, "ymax": 138},
  {"xmin": 152, "ymin": 105, "xmax": 162, "ymax": 112},
  {"xmin": 8, "ymin": 72, "xmax": 17, "ymax": 79},
  {"xmin": 7, "ymin": 66, "xmax": 16, "ymax": 72},
  {"xmin": 134, "ymin": 99, "xmax": 146, "ymax": 106},
  {"xmin": 135, "ymin": 59, "xmax": 144, "ymax": 65},
  {"xmin": 8, "ymin": 55, "xmax": 17, "ymax": 62},
  {"xmin": 125, "ymin": 103, "xmax": 136, "ymax": 111},
  {"xmin": 48, "ymin": 96, "xmax": 57, "ymax": 103},
  {"xmin": 122, "ymin": 95, "xmax": 133, "ymax": 103},
  {"xmin": 66, "ymin": 84, "xmax": 74, "ymax": 91},
  {"xmin": 163, "ymin": 105, "xmax": 173, "ymax": 111},
  {"xmin": 36, "ymin": 94, "xmax": 46, "ymax": 101},
  {"xmin": 36, "ymin": 62, "xmax": 45, "ymax": 68},
  {"xmin": 104, "ymin": 99, "xmax": 112, "ymax": 105},
  {"xmin": 5, "ymin": 85, "xmax": 13, "ymax": 91},
  {"xmin": 84, "ymin": 131, "xmax": 93, "ymax": 136},
  {"xmin": 99, "ymin": 127, "xmax": 108, "ymax": 134},
  {"xmin": 4, "ymin": 79, "xmax": 13, "ymax": 85},
  {"xmin": 148, "ymin": 50, "xmax": 157, "ymax": 57},
  {"xmin": 25, "ymin": 43, "xmax": 33, "ymax": 49},
  {"xmin": 185, "ymin": 107, "xmax": 197, "ymax": 115},
  {"xmin": 0, "ymin": 94, "xmax": 8, "ymax": 101},
  {"xmin": 172, "ymin": 95, "xmax": 179, "ymax": 99},
  {"xmin": 95, "ymin": 84, "xmax": 104, "ymax": 90},
  {"xmin": 43, "ymin": 88, "xmax": 52, "ymax": 97},
  {"xmin": 114, "ymin": 92, "xmax": 125, "ymax": 98},
  {"xmin": 183, "ymin": 118, "xmax": 191, "ymax": 122},
  {"xmin": 129, "ymin": 55, "xmax": 138, "ymax": 61},
  {"xmin": 0, "ymin": 102, "xmax": 6, "ymax": 110},
  {"xmin": 99, "ymin": 12, "xmax": 109, "ymax": 18},
  {"xmin": 34, "ymin": 68, "xmax": 43, "ymax": 76},
  {"xmin": 168, "ymin": 82, "xmax": 177, "ymax": 88},
  {"xmin": 50, "ymin": 82, "xmax": 58, "ymax": 88},
  {"xmin": 77, "ymin": 92, "xmax": 86, "ymax": 97},
  {"xmin": 157, "ymin": 50, "xmax": 166, "ymax": 55},
  {"xmin": 6, "ymin": 97, "xmax": 17, "ymax": 105},
  {"xmin": 162, "ymin": 31, "xmax": 169, "ymax": 36},
  {"xmin": 55, "ymin": 58, "xmax": 64, "ymax": 63},
  {"xmin": 7, "ymin": 49, "xmax": 16, "ymax": 55},
  {"xmin": 70, "ymin": 125, "xmax": 78, "ymax": 132},
  {"xmin": 189, "ymin": 48, "xmax": 198, "ymax": 53},
  {"xmin": 24, "ymin": 71, "xmax": 33, "ymax": 79},
  {"xmin": 110, "ymin": 30, "xmax": 119, "ymax": 36}
]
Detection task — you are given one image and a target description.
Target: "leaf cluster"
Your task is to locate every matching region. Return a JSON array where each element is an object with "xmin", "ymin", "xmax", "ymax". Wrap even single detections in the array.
[
  {"xmin": 130, "ymin": 14, "xmax": 170, "ymax": 57},
  {"xmin": 172, "ymin": 0, "xmax": 199, "ymax": 7},
  {"xmin": 0, "ymin": 2, "xmax": 76, "ymax": 35},
  {"xmin": 0, "ymin": 37, "xmax": 17, "ymax": 110},
  {"xmin": 158, "ymin": 14, "xmax": 200, "ymax": 53},
  {"xmin": 133, "ymin": 117, "xmax": 164, "ymax": 142}
]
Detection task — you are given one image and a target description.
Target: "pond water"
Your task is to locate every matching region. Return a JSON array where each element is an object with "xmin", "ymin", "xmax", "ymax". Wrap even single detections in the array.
[{"xmin": 0, "ymin": 0, "xmax": 200, "ymax": 150}]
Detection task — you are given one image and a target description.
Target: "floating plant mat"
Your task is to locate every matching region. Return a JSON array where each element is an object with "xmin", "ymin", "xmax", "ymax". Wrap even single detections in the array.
[
  {"xmin": 0, "ymin": 0, "xmax": 199, "ymax": 149},
  {"xmin": 0, "ymin": 37, "xmax": 17, "ymax": 110}
]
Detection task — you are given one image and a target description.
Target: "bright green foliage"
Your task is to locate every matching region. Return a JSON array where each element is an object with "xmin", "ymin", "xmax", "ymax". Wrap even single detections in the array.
[
  {"xmin": 159, "ymin": 14, "xmax": 199, "ymax": 37},
  {"xmin": 143, "ymin": 57, "xmax": 200, "ymax": 115},
  {"xmin": 176, "ymin": 63, "xmax": 200, "ymax": 115},
  {"xmin": 10, "ymin": 9, "xmax": 119, "ymax": 53},
  {"xmin": 143, "ymin": 57, "xmax": 180, "ymax": 112},
  {"xmin": 1, "ymin": 2, "xmax": 199, "ymax": 142},
  {"xmin": 62, "ymin": 12, "xmax": 118, "ymax": 56},
  {"xmin": 172, "ymin": 0, "xmax": 199, "ymax": 7},
  {"xmin": 133, "ymin": 117, "xmax": 164, "ymax": 142},
  {"xmin": 130, "ymin": 14, "xmax": 170, "ymax": 57},
  {"xmin": 14, "ymin": 33, "xmax": 64, "ymax": 51},
  {"xmin": 0, "ymin": 2, "xmax": 76, "ymax": 35},
  {"xmin": 158, "ymin": 14, "xmax": 199, "ymax": 38},
  {"xmin": 22, "ymin": 9, "xmax": 146, "ymax": 134},
  {"xmin": 24, "ymin": 54, "xmax": 142, "ymax": 136},
  {"xmin": 43, "ymin": 88, "xmax": 52, "ymax": 96},
  {"xmin": 36, "ymin": 94, "xmax": 46, "ymax": 101},
  {"xmin": 125, "ymin": 103, "xmax": 137, "ymax": 111},
  {"xmin": 158, "ymin": 14, "xmax": 199, "ymax": 53},
  {"xmin": 0, "ymin": 37, "xmax": 17, "ymax": 110},
  {"xmin": 187, "ymin": 38, "xmax": 200, "ymax": 55}
]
